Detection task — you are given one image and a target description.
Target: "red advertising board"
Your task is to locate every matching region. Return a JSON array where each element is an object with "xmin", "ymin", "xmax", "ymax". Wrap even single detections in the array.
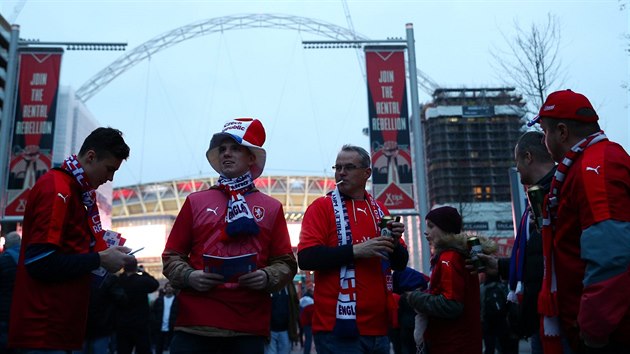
[
  {"xmin": 365, "ymin": 46, "xmax": 415, "ymax": 212},
  {"xmin": 5, "ymin": 48, "xmax": 63, "ymax": 218}
]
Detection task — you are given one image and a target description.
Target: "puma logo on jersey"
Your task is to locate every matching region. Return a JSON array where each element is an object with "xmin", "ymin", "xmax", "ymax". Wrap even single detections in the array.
[
  {"xmin": 57, "ymin": 193, "xmax": 69, "ymax": 203},
  {"xmin": 586, "ymin": 166, "xmax": 601, "ymax": 175},
  {"xmin": 356, "ymin": 207, "xmax": 368, "ymax": 216},
  {"xmin": 206, "ymin": 207, "xmax": 219, "ymax": 215},
  {"xmin": 441, "ymin": 260, "xmax": 451, "ymax": 267}
]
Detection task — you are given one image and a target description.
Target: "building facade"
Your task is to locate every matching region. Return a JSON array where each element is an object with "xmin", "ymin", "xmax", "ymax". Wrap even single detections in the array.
[
  {"xmin": 423, "ymin": 87, "xmax": 526, "ymax": 237},
  {"xmin": 0, "ymin": 15, "xmax": 9, "ymax": 123}
]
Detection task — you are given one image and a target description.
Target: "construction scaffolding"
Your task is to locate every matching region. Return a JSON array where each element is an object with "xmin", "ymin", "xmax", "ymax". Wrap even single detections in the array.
[{"xmin": 423, "ymin": 88, "xmax": 526, "ymax": 206}]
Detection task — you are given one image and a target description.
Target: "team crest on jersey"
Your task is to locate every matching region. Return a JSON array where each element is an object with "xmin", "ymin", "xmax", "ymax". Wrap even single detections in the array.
[{"xmin": 253, "ymin": 206, "xmax": 265, "ymax": 222}]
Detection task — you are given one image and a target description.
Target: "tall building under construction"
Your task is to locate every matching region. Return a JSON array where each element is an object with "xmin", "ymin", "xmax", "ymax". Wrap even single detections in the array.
[{"xmin": 422, "ymin": 87, "xmax": 526, "ymax": 237}]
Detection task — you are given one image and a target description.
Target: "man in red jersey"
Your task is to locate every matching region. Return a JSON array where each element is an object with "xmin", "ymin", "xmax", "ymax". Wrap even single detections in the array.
[
  {"xmin": 9, "ymin": 127, "xmax": 134, "ymax": 352},
  {"xmin": 162, "ymin": 118, "xmax": 296, "ymax": 354},
  {"xmin": 298, "ymin": 145, "xmax": 408, "ymax": 354},
  {"xmin": 529, "ymin": 90, "xmax": 630, "ymax": 354}
]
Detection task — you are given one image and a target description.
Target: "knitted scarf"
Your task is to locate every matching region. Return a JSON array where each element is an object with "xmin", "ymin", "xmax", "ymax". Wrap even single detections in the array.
[
  {"xmin": 538, "ymin": 131, "xmax": 606, "ymax": 353},
  {"xmin": 330, "ymin": 187, "xmax": 386, "ymax": 338},
  {"xmin": 61, "ymin": 155, "xmax": 107, "ymax": 252},
  {"xmin": 216, "ymin": 172, "xmax": 259, "ymax": 238}
]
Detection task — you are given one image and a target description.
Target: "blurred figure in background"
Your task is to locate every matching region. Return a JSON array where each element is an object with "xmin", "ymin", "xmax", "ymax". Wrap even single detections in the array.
[
  {"xmin": 76, "ymin": 273, "xmax": 127, "ymax": 354},
  {"xmin": 265, "ymin": 284, "xmax": 299, "ymax": 354},
  {"xmin": 0, "ymin": 232, "xmax": 21, "ymax": 354},
  {"xmin": 299, "ymin": 289, "xmax": 314, "ymax": 354},
  {"xmin": 393, "ymin": 266, "xmax": 429, "ymax": 354},
  {"xmin": 116, "ymin": 258, "xmax": 159, "ymax": 354},
  {"xmin": 152, "ymin": 282, "xmax": 179, "ymax": 354}
]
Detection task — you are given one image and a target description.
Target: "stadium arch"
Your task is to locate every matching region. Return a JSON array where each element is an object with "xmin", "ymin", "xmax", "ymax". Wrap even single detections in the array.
[
  {"xmin": 76, "ymin": 13, "xmax": 438, "ymax": 102},
  {"xmin": 91, "ymin": 14, "xmax": 431, "ymax": 276}
]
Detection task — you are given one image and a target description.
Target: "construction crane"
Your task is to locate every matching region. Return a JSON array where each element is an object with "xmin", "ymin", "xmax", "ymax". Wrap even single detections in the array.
[
  {"xmin": 9, "ymin": 0, "xmax": 27, "ymax": 23},
  {"xmin": 341, "ymin": 0, "xmax": 366, "ymax": 81},
  {"xmin": 340, "ymin": 0, "xmax": 439, "ymax": 95}
]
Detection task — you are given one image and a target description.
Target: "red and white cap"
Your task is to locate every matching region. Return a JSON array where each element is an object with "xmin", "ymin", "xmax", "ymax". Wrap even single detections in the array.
[{"xmin": 206, "ymin": 118, "xmax": 267, "ymax": 179}]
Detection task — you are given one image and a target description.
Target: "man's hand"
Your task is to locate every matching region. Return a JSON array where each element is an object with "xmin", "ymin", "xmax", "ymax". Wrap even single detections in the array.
[
  {"xmin": 98, "ymin": 246, "xmax": 133, "ymax": 273},
  {"xmin": 187, "ymin": 270, "xmax": 224, "ymax": 292},
  {"xmin": 581, "ymin": 331, "xmax": 609, "ymax": 350},
  {"xmin": 465, "ymin": 253, "xmax": 498, "ymax": 275},
  {"xmin": 353, "ymin": 236, "xmax": 395, "ymax": 260},
  {"xmin": 238, "ymin": 269, "xmax": 268, "ymax": 290},
  {"xmin": 389, "ymin": 220, "xmax": 405, "ymax": 238}
]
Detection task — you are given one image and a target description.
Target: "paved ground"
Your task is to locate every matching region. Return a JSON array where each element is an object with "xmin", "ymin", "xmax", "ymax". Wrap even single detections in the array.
[{"xmin": 289, "ymin": 339, "xmax": 533, "ymax": 353}]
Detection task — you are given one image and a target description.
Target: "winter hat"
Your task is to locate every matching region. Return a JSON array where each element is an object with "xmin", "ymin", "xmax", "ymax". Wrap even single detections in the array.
[
  {"xmin": 527, "ymin": 89, "xmax": 598, "ymax": 127},
  {"xmin": 206, "ymin": 118, "xmax": 267, "ymax": 179},
  {"xmin": 425, "ymin": 206, "xmax": 462, "ymax": 234}
]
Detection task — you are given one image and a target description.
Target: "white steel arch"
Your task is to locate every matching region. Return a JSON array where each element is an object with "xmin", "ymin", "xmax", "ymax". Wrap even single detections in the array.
[{"xmin": 76, "ymin": 13, "xmax": 439, "ymax": 102}]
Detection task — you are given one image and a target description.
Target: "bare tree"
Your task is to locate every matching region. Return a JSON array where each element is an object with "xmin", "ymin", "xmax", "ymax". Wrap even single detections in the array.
[{"xmin": 491, "ymin": 14, "xmax": 565, "ymax": 115}]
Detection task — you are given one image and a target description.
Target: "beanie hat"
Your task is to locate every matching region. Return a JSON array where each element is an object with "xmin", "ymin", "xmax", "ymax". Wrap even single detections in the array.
[
  {"xmin": 206, "ymin": 118, "xmax": 267, "ymax": 179},
  {"xmin": 527, "ymin": 89, "xmax": 598, "ymax": 127},
  {"xmin": 425, "ymin": 206, "xmax": 462, "ymax": 234}
]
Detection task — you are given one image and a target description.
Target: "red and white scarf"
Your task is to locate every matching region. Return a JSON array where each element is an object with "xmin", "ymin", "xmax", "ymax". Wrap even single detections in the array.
[
  {"xmin": 215, "ymin": 172, "xmax": 259, "ymax": 239},
  {"xmin": 538, "ymin": 131, "xmax": 606, "ymax": 352},
  {"xmin": 61, "ymin": 154, "xmax": 107, "ymax": 252}
]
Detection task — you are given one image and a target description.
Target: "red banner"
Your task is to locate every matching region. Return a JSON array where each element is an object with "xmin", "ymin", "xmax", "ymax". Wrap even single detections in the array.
[
  {"xmin": 5, "ymin": 48, "xmax": 63, "ymax": 217},
  {"xmin": 365, "ymin": 46, "xmax": 415, "ymax": 212}
]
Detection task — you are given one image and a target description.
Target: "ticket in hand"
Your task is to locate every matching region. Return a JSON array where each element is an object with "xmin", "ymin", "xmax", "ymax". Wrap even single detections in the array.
[{"xmin": 103, "ymin": 230, "xmax": 126, "ymax": 248}]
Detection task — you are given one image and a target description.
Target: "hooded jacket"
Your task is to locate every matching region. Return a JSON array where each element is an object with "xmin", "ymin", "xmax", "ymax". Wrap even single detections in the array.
[{"xmin": 406, "ymin": 233, "xmax": 482, "ymax": 354}]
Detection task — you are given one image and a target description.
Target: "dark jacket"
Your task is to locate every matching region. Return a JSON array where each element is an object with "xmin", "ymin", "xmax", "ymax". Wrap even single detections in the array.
[
  {"xmin": 269, "ymin": 285, "xmax": 300, "ymax": 341},
  {"xmin": 0, "ymin": 246, "xmax": 19, "ymax": 323},
  {"xmin": 85, "ymin": 273, "xmax": 127, "ymax": 339},
  {"xmin": 497, "ymin": 167, "xmax": 554, "ymax": 337},
  {"xmin": 116, "ymin": 271, "xmax": 159, "ymax": 329},
  {"xmin": 151, "ymin": 294, "xmax": 179, "ymax": 332}
]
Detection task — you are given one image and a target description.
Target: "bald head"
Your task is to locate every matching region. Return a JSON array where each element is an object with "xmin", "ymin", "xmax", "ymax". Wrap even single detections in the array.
[{"xmin": 3, "ymin": 231, "xmax": 21, "ymax": 249}]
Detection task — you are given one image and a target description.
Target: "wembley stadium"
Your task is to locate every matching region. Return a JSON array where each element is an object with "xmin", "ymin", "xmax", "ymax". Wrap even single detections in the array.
[{"xmin": 110, "ymin": 175, "xmax": 426, "ymax": 280}]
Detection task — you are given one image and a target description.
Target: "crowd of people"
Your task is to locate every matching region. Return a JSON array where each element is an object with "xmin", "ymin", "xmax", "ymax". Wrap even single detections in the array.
[{"xmin": 0, "ymin": 89, "xmax": 628, "ymax": 354}]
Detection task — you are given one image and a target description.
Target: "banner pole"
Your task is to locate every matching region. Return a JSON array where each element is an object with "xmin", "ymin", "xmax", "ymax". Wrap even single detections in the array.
[
  {"xmin": 405, "ymin": 23, "xmax": 431, "ymax": 273},
  {"xmin": 0, "ymin": 25, "xmax": 20, "ymax": 221}
]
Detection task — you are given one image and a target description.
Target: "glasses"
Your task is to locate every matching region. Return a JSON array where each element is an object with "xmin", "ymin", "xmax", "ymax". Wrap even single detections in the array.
[{"xmin": 332, "ymin": 164, "xmax": 367, "ymax": 172}]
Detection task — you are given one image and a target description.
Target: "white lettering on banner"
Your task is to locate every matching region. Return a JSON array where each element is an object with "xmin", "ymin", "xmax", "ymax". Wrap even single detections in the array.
[
  {"xmin": 30, "ymin": 73, "xmax": 48, "ymax": 86},
  {"xmin": 22, "ymin": 105, "xmax": 48, "ymax": 118},
  {"xmin": 381, "ymin": 86, "xmax": 394, "ymax": 99},
  {"xmin": 384, "ymin": 192, "xmax": 404, "ymax": 206},
  {"xmin": 378, "ymin": 70, "xmax": 394, "ymax": 83},
  {"xmin": 15, "ymin": 121, "xmax": 53, "ymax": 135},
  {"xmin": 31, "ymin": 89, "xmax": 44, "ymax": 101},
  {"xmin": 375, "ymin": 101, "xmax": 400, "ymax": 115},
  {"xmin": 371, "ymin": 117, "xmax": 407, "ymax": 131},
  {"xmin": 338, "ymin": 304, "xmax": 357, "ymax": 317}
]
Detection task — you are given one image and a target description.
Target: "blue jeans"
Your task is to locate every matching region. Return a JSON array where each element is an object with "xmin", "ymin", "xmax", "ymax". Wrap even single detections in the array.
[
  {"xmin": 529, "ymin": 332, "xmax": 543, "ymax": 354},
  {"xmin": 302, "ymin": 326, "xmax": 313, "ymax": 354},
  {"xmin": 72, "ymin": 336, "xmax": 111, "ymax": 354},
  {"xmin": 314, "ymin": 332, "xmax": 390, "ymax": 354},
  {"xmin": 264, "ymin": 331, "xmax": 290, "ymax": 354},
  {"xmin": 170, "ymin": 331, "xmax": 265, "ymax": 354}
]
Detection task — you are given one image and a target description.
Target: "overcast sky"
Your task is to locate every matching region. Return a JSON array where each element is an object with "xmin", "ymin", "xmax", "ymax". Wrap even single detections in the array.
[{"xmin": 3, "ymin": 0, "xmax": 628, "ymax": 187}]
